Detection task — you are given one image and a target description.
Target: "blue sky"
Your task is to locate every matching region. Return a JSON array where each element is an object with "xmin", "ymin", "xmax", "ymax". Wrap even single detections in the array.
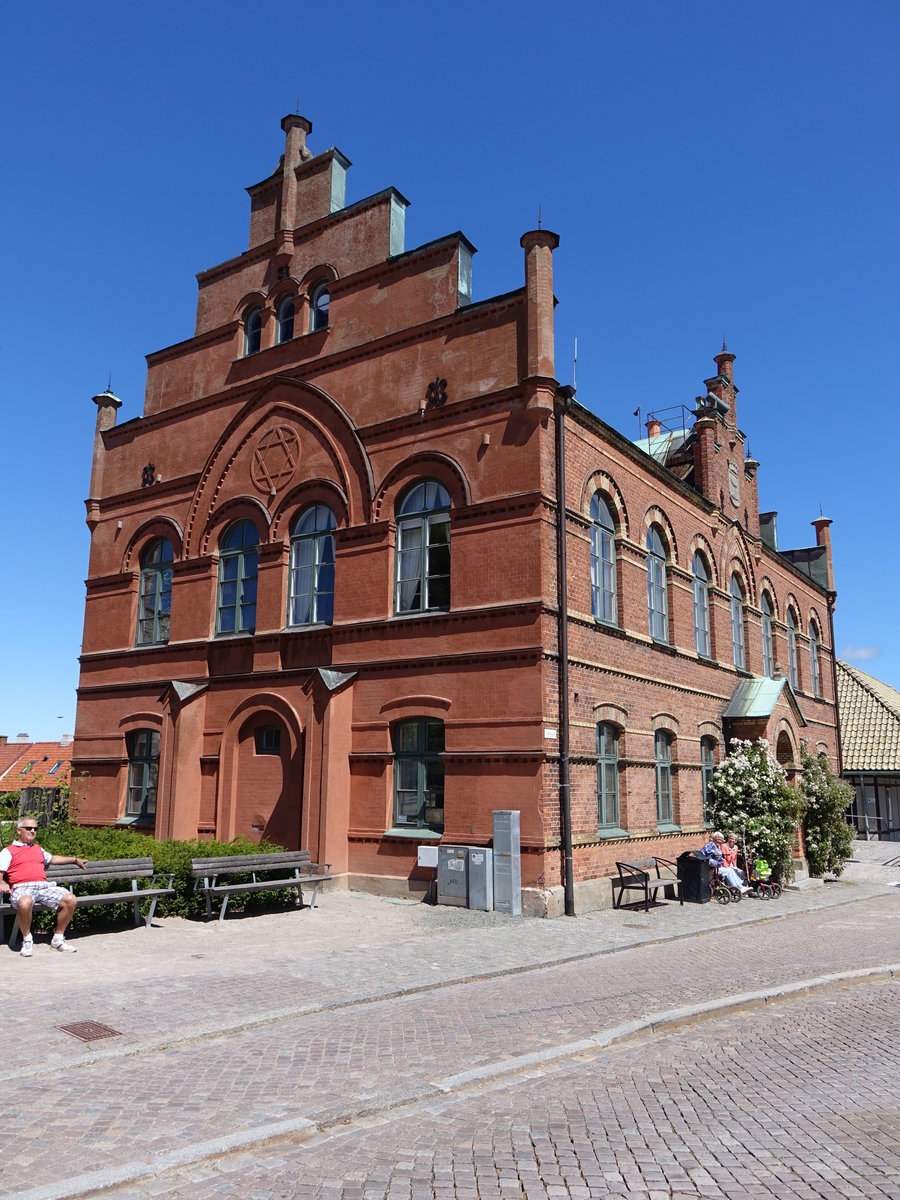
[{"xmin": 1, "ymin": 1, "xmax": 896, "ymax": 738}]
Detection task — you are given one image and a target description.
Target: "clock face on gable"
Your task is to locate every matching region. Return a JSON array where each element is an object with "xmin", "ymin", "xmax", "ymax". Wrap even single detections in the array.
[{"xmin": 728, "ymin": 459, "xmax": 741, "ymax": 507}]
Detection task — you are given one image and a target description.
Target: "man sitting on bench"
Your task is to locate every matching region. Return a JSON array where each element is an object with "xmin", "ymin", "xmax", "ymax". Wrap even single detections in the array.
[{"xmin": 0, "ymin": 817, "xmax": 86, "ymax": 957}]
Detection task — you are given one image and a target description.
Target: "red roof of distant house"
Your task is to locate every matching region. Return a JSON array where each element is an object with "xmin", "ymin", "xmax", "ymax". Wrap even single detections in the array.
[{"xmin": 0, "ymin": 738, "xmax": 73, "ymax": 790}]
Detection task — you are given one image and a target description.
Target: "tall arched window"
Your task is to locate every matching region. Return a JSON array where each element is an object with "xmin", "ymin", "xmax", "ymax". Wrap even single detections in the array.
[
  {"xmin": 243, "ymin": 306, "xmax": 262, "ymax": 356},
  {"xmin": 137, "ymin": 538, "xmax": 174, "ymax": 645},
  {"xmin": 393, "ymin": 717, "xmax": 444, "ymax": 831},
  {"xmin": 597, "ymin": 722, "xmax": 620, "ymax": 830},
  {"xmin": 646, "ymin": 526, "xmax": 668, "ymax": 643},
  {"xmin": 730, "ymin": 574, "xmax": 746, "ymax": 670},
  {"xmin": 395, "ymin": 480, "xmax": 451, "ymax": 614},
  {"xmin": 761, "ymin": 592, "xmax": 774, "ymax": 677},
  {"xmin": 787, "ymin": 608, "xmax": 799, "ymax": 689},
  {"xmin": 590, "ymin": 493, "xmax": 617, "ymax": 624},
  {"xmin": 700, "ymin": 737, "xmax": 716, "ymax": 826},
  {"xmin": 216, "ymin": 520, "xmax": 259, "ymax": 634},
  {"xmin": 275, "ymin": 295, "xmax": 295, "ymax": 344},
  {"xmin": 310, "ymin": 282, "xmax": 330, "ymax": 331},
  {"xmin": 809, "ymin": 621, "xmax": 821, "ymax": 698},
  {"xmin": 655, "ymin": 730, "xmax": 673, "ymax": 825},
  {"xmin": 288, "ymin": 505, "xmax": 336, "ymax": 626},
  {"xmin": 127, "ymin": 729, "xmax": 159, "ymax": 819},
  {"xmin": 692, "ymin": 552, "xmax": 711, "ymax": 657}
]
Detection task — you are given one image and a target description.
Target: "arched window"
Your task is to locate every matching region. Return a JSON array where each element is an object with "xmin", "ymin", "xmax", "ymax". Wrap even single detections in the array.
[
  {"xmin": 275, "ymin": 295, "xmax": 295, "ymax": 344},
  {"xmin": 395, "ymin": 480, "xmax": 451, "ymax": 614},
  {"xmin": 730, "ymin": 574, "xmax": 746, "ymax": 670},
  {"xmin": 310, "ymin": 282, "xmax": 330, "ymax": 332},
  {"xmin": 692, "ymin": 553, "xmax": 711, "ymax": 658},
  {"xmin": 137, "ymin": 538, "xmax": 174, "ymax": 645},
  {"xmin": 243, "ymin": 306, "xmax": 262, "ymax": 356},
  {"xmin": 216, "ymin": 520, "xmax": 259, "ymax": 634},
  {"xmin": 288, "ymin": 505, "xmax": 336, "ymax": 626},
  {"xmin": 646, "ymin": 526, "xmax": 668, "ymax": 642},
  {"xmin": 589, "ymin": 493, "xmax": 617, "ymax": 624},
  {"xmin": 809, "ymin": 621, "xmax": 821, "ymax": 698},
  {"xmin": 700, "ymin": 737, "xmax": 716, "ymax": 826},
  {"xmin": 393, "ymin": 717, "xmax": 444, "ymax": 831},
  {"xmin": 761, "ymin": 593, "xmax": 774, "ymax": 677},
  {"xmin": 787, "ymin": 608, "xmax": 799, "ymax": 690},
  {"xmin": 126, "ymin": 729, "xmax": 159, "ymax": 819},
  {"xmin": 597, "ymin": 723, "xmax": 620, "ymax": 830},
  {"xmin": 655, "ymin": 730, "xmax": 673, "ymax": 825}
]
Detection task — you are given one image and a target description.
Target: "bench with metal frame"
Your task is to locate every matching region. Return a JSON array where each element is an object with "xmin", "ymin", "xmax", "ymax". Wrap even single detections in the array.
[
  {"xmin": 190, "ymin": 850, "xmax": 330, "ymax": 921},
  {"xmin": 0, "ymin": 857, "xmax": 175, "ymax": 945},
  {"xmin": 612, "ymin": 857, "xmax": 683, "ymax": 912}
]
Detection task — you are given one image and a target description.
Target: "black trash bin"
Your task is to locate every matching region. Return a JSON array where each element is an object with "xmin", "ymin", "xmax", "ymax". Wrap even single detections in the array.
[{"xmin": 677, "ymin": 851, "xmax": 711, "ymax": 903}]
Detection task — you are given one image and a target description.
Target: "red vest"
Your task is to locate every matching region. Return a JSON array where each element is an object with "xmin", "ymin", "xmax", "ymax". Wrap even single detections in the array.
[{"xmin": 4, "ymin": 843, "xmax": 47, "ymax": 886}]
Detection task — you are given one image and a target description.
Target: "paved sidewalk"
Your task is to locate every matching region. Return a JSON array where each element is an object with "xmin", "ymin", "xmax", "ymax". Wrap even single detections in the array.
[{"xmin": 2, "ymin": 842, "xmax": 899, "ymax": 1200}]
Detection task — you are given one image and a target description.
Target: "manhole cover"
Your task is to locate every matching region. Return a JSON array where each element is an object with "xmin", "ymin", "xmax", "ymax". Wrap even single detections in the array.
[{"xmin": 58, "ymin": 1021, "xmax": 121, "ymax": 1043}]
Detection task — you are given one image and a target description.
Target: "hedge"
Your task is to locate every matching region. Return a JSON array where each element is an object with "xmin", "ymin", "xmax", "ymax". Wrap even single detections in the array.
[{"xmin": 0, "ymin": 821, "xmax": 293, "ymax": 930}]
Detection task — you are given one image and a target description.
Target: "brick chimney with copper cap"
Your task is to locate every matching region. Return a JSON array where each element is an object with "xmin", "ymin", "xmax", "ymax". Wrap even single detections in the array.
[{"xmin": 520, "ymin": 228, "xmax": 559, "ymax": 416}]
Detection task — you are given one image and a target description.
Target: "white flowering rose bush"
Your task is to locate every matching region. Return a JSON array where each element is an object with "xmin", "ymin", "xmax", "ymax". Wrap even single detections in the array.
[
  {"xmin": 800, "ymin": 748, "xmax": 854, "ymax": 876},
  {"xmin": 709, "ymin": 738, "xmax": 802, "ymax": 882}
]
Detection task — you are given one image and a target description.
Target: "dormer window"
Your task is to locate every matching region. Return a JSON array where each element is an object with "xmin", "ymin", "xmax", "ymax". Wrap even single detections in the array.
[
  {"xmin": 243, "ymin": 306, "xmax": 262, "ymax": 356},
  {"xmin": 310, "ymin": 283, "xmax": 330, "ymax": 332}
]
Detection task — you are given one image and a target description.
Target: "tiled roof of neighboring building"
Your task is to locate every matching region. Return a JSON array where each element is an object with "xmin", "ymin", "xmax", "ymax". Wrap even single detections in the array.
[
  {"xmin": 0, "ymin": 740, "xmax": 73, "ymax": 789},
  {"xmin": 836, "ymin": 661, "xmax": 900, "ymax": 773}
]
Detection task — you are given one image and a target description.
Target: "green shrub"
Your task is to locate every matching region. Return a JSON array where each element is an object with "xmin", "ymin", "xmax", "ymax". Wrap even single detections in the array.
[
  {"xmin": 709, "ymin": 738, "xmax": 803, "ymax": 883},
  {"xmin": 4, "ymin": 823, "xmax": 291, "ymax": 930},
  {"xmin": 800, "ymin": 748, "xmax": 855, "ymax": 876}
]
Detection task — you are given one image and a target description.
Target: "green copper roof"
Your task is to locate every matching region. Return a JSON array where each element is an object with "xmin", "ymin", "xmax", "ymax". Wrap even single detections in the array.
[{"xmin": 724, "ymin": 676, "xmax": 802, "ymax": 722}]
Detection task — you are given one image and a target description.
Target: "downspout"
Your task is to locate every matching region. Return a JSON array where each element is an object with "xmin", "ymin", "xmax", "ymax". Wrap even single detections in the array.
[
  {"xmin": 826, "ymin": 592, "xmax": 843, "ymax": 775},
  {"xmin": 555, "ymin": 385, "xmax": 576, "ymax": 916}
]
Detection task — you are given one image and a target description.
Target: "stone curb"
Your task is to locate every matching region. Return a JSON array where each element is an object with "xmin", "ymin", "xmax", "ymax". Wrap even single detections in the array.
[
  {"xmin": 3, "ymin": 883, "xmax": 889, "ymax": 1087},
  {"xmin": 16, "ymin": 963, "xmax": 898, "ymax": 1200}
]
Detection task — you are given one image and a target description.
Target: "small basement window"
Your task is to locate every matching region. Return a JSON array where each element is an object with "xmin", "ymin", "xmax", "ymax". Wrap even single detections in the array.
[{"xmin": 255, "ymin": 726, "xmax": 281, "ymax": 755}]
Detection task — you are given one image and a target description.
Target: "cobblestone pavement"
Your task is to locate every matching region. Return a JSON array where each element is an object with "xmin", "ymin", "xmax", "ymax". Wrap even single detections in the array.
[{"xmin": 3, "ymin": 843, "xmax": 899, "ymax": 1200}]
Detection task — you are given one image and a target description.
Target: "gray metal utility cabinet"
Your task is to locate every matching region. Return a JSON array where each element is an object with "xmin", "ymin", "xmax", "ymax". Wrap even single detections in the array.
[
  {"xmin": 437, "ymin": 845, "xmax": 468, "ymax": 906},
  {"xmin": 492, "ymin": 810, "xmax": 522, "ymax": 915}
]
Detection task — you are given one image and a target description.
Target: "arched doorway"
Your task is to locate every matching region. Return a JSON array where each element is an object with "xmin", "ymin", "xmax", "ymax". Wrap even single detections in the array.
[{"xmin": 219, "ymin": 697, "xmax": 305, "ymax": 849}]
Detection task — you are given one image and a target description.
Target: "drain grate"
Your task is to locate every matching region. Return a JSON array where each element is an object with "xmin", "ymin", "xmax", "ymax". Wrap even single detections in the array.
[{"xmin": 58, "ymin": 1021, "xmax": 121, "ymax": 1043}]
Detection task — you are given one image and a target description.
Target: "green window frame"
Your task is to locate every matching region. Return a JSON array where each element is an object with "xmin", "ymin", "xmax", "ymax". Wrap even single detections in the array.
[
  {"xmin": 216, "ymin": 520, "xmax": 259, "ymax": 635},
  {"xmin": 761, "ymin": 593, "xmax": 774, "ymax": 677},
  {"xmin": 809, "ymin": 622, "xmax": 821, "ymax": 697},
  {"xmin": 288, "ymin": 505, "xmax": 336, "ymax": 626},
  {"xmin": 596, "ymin": 722, "xmax": 620, "ymax": 830},
  {"xmin": 137, "ymin": 538, "xmax": 174, "ymax": 646},
  {"xmin": 646, "ymin": 526, "xmax": 668, "ymax": 643},
  {"xmin": 692, "ymin": 552, "xmax": 711, "ymax": 657},
  {"xmin": 395, "ymin": 480, "xmax": 451, "ymax": 614},
  {"xmin": 590, "ymin": 493, "xmax": 617, "ymax": 624},
  {"xmin": 655, "ymin": 730, "xmax": 673, "ymax": 825},
  {"xmin": 392, "ymin": 717, "xmax": 444, "ymax": 832},
  {"xmin": 700, "ymin": 736, "xmax": 716, "ymax": 826},
  {"xmin": 730, "ymin": 574, "xmax": 746, "ymax": 669},
  {"xmin": 127, "ymin": 729, "xmax": 159, "ymax": 818}
]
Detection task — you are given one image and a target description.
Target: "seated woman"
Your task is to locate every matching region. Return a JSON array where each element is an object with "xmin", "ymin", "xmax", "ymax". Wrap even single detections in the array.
[{"xmin": 699, "ymin": 831, "xmax": 749, "ymax": 894}]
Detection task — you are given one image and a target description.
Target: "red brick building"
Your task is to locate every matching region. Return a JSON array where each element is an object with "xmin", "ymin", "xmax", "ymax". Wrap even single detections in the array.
[{"xmin": 73, "ymin": 113, "xmax": 839, "ymax": 913}]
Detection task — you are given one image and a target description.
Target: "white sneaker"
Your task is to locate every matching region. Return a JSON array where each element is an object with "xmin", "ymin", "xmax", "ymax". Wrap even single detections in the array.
[
  {"xmin": 740, "ymin": 885, "xmax": 751, "ymax": 894},
  {"xmin": 20, "ymin": 936, "xmax": 33, "ymax": 958},
  {"xmin": 51, "ymin": 937, "xmax": 76, "ymax": 953}
]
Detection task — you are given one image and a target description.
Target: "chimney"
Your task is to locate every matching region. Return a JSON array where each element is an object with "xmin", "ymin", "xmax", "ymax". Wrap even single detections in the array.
[
  {"xmin": 520, "ymin": 229, "xmax": 559, "ymax": 382},
  {"xmin": 276, "ymin": 112, "xmax": 313, "ymax": 261},
  {"xmin": 89, "ymin": 387, "xmax": 122, "ymax": 504},
  {"xmin": 0, "ymin": 736, "xmax": 6, "ymax": 746},
  {"xmin": 705, "ymin": 346, "xmax": 738, "ymax": 428},
  {"xmin": 15, "ymin": 733, "xmax": 29, "ymax": 742},
  {"xmin": 646, "ymin": 416, "xmax": 661, "ymax": 438},
  {"xmin": 812, "ymin": 516, "xmax": 834, "ymax": 591},
  {"xmin": 60, "ymin": 733, "xmax": 74, "ymax": 747}
]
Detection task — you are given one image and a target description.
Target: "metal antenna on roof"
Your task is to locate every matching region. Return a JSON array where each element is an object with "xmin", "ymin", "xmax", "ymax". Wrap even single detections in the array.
[
  {"xmin": 573, "ymin": 337, "xmax": 577, "ymax": 390},
  {"xmin": 538, "ymin": 204, "xmax": 542, "ymax": 230},
  {"xmin": 722, "ymin": 334, "xmax": 727, "ymax": 352},
  {"xmin": 107, "ymin": 373, "xmax": 112, "ymax": 394},
  {"xmin": 634, "ymin": 405, "xmax": 642, "ymax": 437},
  {"xmin": 296, "ymin": 97, "xmax": 300, "ymax": 114}
]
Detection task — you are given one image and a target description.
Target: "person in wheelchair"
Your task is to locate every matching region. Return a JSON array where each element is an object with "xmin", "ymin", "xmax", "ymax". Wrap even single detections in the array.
[{"xmin": 699, "ymin": 831, "xmax": 750, "ymax": 894}]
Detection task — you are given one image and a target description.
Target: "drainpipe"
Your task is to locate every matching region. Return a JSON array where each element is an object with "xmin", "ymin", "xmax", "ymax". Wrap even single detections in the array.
[
  {"xmin": 555, "ymin": 384, "xmax": 576, "ymax": 916},
  {"xmin": 826, "ymin": 592, "xmax": 842, "ymax": 775}
]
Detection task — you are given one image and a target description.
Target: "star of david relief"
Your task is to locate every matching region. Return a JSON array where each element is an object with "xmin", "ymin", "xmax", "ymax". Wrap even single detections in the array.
[{"xmin": 250, "ymin": 425, "xmax": 300, "ymax": 495}]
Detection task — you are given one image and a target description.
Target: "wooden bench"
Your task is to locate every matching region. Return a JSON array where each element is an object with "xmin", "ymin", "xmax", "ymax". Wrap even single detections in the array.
[
  {"xmin": 190, "ymin": 850, "xmax": 330, "ymax": 921},
  {"xmin": 612, "ymin": 857, "xmax": 683, "ymax": 912},
  {"xmin": 0, "ymin": 857, "xmax": 175, "ymax": 946}
]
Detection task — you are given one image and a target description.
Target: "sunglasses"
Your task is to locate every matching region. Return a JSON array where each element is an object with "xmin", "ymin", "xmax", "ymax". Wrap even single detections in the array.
[{"xmin": 20, "ymin": 826, "xmax": 37, "ymax": 832}]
